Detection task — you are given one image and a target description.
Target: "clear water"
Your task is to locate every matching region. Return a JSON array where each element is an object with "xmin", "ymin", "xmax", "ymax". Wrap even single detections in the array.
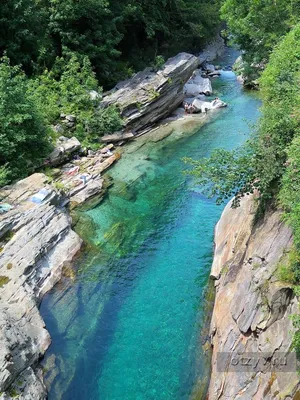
[{"xmin": 40, "ymin": 49, "xmax": 261, "ymax": 400}]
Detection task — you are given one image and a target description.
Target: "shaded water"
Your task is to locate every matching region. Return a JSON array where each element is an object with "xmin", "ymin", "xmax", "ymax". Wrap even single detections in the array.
[{"xmin": 41, "ymin": 49, "xmax": 260, "ymax": 400}]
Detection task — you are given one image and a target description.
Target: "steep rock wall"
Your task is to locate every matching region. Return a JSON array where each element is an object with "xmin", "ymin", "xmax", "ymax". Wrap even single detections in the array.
[
  {"xmin": 208, "ymin": 195, "xmax": 300, "ymax": 399},
  {"xmin": 0, "ymin": 174, "xmax": 82, "ymax": 399}
]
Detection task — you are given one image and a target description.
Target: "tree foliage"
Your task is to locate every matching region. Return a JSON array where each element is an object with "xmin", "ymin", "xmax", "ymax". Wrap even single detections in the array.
[
  {"xmin": 28, "ymin": 51, "xmax": 123, "ymax": 147},
  {"xmin": 186, "ymin": 24, "xmax": 300, "ymax": 353},
  {"xmin": 221, "ymin": 0, "xmax": 300, "ymax": 63},
  {"xmin": 0, "ymin": 0, "xmax": 222, "ymax": 87},
  {"xmin": 0, "ymin": 57, "xmax": 51, "ymax": 184}
]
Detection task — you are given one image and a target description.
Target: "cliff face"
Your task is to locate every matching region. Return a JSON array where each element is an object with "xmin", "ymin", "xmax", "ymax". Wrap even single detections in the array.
[
  {"xmin": 0, "ymin": 174, "xmax": 82, "ymax": 399},
  {"xmin": 208, "ymin": 195, "xmax": 300, "ymax": 399}
]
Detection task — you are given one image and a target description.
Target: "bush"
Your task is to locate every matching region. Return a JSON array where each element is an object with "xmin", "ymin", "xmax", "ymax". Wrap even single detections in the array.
[
  {"xmin": 28, "ymin": 51, "xmax": 100, "ymax": 125},
  {"xmin": 27, "ymin": 51, "xmax": 123, "ymax": 147},
  {"xmin": 185, "ymin": 24, "xmax": 300, "ymax": 206},
  {"xmin": 85, "ymin": 106, "xmax": 123, "ymax": 146}
]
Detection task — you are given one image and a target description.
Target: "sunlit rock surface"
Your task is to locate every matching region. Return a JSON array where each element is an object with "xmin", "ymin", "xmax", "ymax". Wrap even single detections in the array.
[
  {"xmin": 209, "ymin": 194, "xmax": 300, "ymax": 399},
  {"xmin": 0, "ymin": 174, "xmax": 82, "ymax": 399}
]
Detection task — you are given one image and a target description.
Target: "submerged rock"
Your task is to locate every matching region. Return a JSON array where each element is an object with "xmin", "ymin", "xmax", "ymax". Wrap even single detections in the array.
[{"xmin": 100, "ymin": 52, "xmax": 199, "ymax": 134}]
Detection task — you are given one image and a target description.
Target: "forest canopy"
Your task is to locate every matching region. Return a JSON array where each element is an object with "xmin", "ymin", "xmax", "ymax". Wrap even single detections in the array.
[{"xmin": 0, "ymin": 0, "xmax": 222, "ymax": 87}]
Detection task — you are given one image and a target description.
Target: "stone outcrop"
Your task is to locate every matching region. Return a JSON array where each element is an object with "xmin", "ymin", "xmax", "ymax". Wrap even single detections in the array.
[
  {"xmin": 0, "ymin": 174, "xmax": 82, "ymax": 399},
  {"xmin": 208, "ymin": 195, "xmax": 300, "ymax": 399},
  {"xmin": 53, "ymin": 144, "xmax": 118, "ymax": 207},
  {"xmin": 48, "ymin": 136, "xmax": 81, "ymax": 166},
  {"xmin": 100, "ymin": 52, "xmax": 199, "ymax": 135},
  {"xmin": 184, "ymin": 71, "xmax": 213, "ymax": 96}
]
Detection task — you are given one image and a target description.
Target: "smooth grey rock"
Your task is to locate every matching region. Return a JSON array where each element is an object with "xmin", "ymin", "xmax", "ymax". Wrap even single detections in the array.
[
  {"xmin": 89, "ymin": 90, "xmax": 101, "ymax": 101},
  {"xmin": 65, "ymin": 115, "xmax": 76, "ymax": 122},
  {"xmin": 198, "ymin": 35, "xmax": 225, "ymax": 64},
  {"xmin": 102, "ymin": 132, "xmax": 134, "ymax": 143},
  {"xmin": 192, "ymin": 98, "xmax": 227, "ymax": 113},
  {"xmin": 185, "ymin": 71, "xmax": 212, "ymax": 96},
  {"xmin": 203, "ymin": 63, "xmax": 215, "ymax": 72},
  {"xmin": 69, "ymin": 177, "xmax": 104, "ymax": 205}
]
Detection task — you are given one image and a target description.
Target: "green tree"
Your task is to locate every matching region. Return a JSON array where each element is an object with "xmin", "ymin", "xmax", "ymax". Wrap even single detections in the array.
[
  {"xmin": 0, "ymin": 57, "xmax": 51, "ymax": 184},
  {"xmin": 0, "ymin": 0, "xmax": 49, "ymax": 74},
  {"xmin": 28, "ymin": 51, "xmax": 123, "ymax": 147},
  {"xmin": 47, "ymin": 0, "xmax": 123, "ymax": 86}
]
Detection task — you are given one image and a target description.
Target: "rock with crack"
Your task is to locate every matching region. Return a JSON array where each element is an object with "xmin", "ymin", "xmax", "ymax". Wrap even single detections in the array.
[
  {"xmin": 208, "ymin": 194, "xmax": 299, "ymax": 399},
  {"xmin": 100, "ymin": 52, "xmax": 199, "ymax": 134}
]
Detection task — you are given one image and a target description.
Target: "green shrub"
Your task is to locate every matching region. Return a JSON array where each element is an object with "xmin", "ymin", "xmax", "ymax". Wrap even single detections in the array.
[
  {"xmin": 153, "ymin": 55, "xmax": 165, "ymax": 71},
  {"xmin": 28, "ymin": 51, "xmax": 100, "ymax": 126},
  {"xmin": 28, "ymin": 51, "xmax": 123, "ymax": 148},
  {"xmin": 84, "ymin": 106, "xmax": 123, "ymax": 146},
  {"xmin": 0, "ymin": 276, "xmax": 10, "ymax": 288}
]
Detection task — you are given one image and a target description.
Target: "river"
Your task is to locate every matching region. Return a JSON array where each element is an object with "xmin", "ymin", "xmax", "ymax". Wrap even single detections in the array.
[{"xmin": 40, "ymin": 48, "xmax": 261, "ymax": 400}]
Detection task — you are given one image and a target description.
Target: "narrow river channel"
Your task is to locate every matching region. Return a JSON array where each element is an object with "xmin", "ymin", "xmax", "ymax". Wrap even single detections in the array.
[{"xmin": 40, "ymin": 49, "xmax": 261, "ymax": 400}]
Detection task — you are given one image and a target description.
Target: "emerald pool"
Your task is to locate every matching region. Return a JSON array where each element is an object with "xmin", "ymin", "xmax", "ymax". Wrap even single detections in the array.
[{"xmin": 40, "ymin": 49, "xmax": 261, "ymax": 400}]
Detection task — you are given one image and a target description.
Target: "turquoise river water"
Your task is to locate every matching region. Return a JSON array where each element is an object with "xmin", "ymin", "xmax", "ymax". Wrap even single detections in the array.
[{"xmin": 41, "ymin": 49, "xmax": 261, "ymax": 400}]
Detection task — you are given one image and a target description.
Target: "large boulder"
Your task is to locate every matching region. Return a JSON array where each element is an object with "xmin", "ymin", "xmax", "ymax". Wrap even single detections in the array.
[
  {"xmin": 198, "ymin": 35, "xmax": 225, "ymax": 65},
  {"xmin": 100, "ymin": 53, "xmax": 199, "ymax": 135},
  {"xmin": 68, "ymin": 177, "xmax": 104, "ymax": 206},
  {"xmin": 208, "ymin": 195, "xmax": 300, "ymax": 399},
  {"xmin": 184, "ymin": 71, "xmax": 212, "ymax": 96},
  {"xmin": 48, "ymin": 137, "xmax": 81, "ymax": 166}
]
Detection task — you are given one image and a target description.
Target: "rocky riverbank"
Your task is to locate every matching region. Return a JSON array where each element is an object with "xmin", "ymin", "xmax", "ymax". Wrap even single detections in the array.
[
  {"xmin": 208, "ymin": 195, "xmax": 300, "ymax": 399},
  {"xmin": 0, "ymin": 174, "xmax": 82, "ymax": 399}
]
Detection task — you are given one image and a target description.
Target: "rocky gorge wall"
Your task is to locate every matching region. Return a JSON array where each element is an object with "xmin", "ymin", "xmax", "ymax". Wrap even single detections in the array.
[{"xmin": 208, "ymin": 195, "xmax": 300, "ymax": 399}]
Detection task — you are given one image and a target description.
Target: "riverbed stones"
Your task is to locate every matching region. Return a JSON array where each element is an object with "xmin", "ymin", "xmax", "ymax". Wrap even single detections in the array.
[{"xmin": 100, "ymin": 52, "xmax": 199, "ymax": 134}]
